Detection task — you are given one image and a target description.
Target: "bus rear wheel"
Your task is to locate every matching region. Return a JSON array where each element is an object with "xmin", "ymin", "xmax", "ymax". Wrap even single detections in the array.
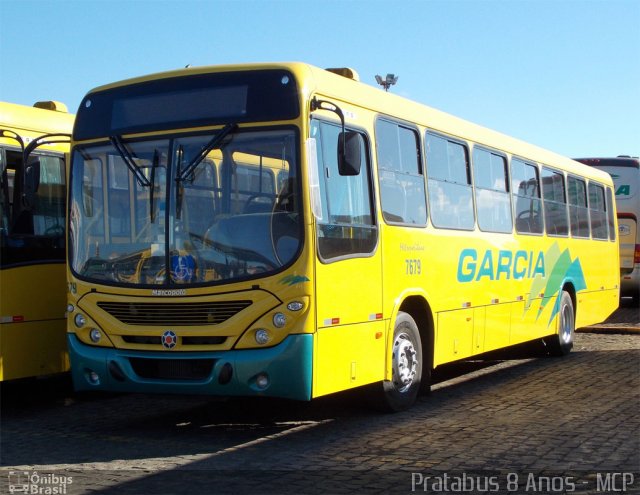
[
  {"xmin": 373, "ymin": 312, "xmax": 422, "ymax": 412},
  {"xmin": 545, "ymin": 290, "xmax": 575, "ymax": 356}
]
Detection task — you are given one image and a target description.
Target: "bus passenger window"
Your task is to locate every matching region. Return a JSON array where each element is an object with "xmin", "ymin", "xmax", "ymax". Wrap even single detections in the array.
[
  {"xmin": 567, "ymin": 176, "xmax": 590, "ymax": 238},
  {"xmin": 589, "ymin": 182, "xmax": 608, "ymax": 239},
  {"xmin": 311, "ymin": 120, "xmax": 376, "ymax": 260},
  {"xmin": 606, "ymin": 187, "xmax": 616, "ymax": 241},
  {"xmin": 425, "ymin": 133, "xmax": 474, "ymax": 230},
  {"xmin": 541, "ymin": 167, "xmax": 569, "ymax": 236},
  {"xmin": 473, "ymin": 148, "xmax": 512, "ymax": 233},
  {"xmin": 511, "ymin": 158, "xmax": 543, "ymax": 234},
  {"xmin": 375, "ymin": 119, "xmax": 426, "ymax": 226}
]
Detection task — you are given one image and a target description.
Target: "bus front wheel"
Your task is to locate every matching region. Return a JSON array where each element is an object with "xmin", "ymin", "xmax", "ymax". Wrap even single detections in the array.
[
  {"xmin": 545, "ymin": 290, "xmax": 575, "ymax": 356},
  {"xmin": 375, "ymin": 312, "xmax": 422, "ymax": 412}
]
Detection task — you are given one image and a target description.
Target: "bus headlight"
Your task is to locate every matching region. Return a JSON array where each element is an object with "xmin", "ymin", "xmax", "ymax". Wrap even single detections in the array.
[
  {"xmin": 74, "ymin": 314, "xmax": 86, "ymax": 328},
  {"xmin": 287, "ymin": 301, "xmax": 304, "ymax": 312},
  {"xmin": 272, "ymin": 312, "xmax": 286, "ymax": 328},
  {"xmin": 255, "ymin": 329, "xmax": 270, "ymax": 345},
  {"xmin": 89, "ymin": 328, "xmax": 102, "ymax": 343}
]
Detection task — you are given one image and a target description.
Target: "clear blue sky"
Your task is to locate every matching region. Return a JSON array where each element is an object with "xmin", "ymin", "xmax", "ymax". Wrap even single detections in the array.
[{"xmin": 1, "ymin": 0, "xmax": 638, "ymax": 158}]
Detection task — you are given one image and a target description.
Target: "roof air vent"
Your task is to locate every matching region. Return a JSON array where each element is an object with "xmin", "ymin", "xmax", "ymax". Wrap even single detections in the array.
[{"xmin": 325, "ymin": 67, "xmax": 360, "ymax": 81}]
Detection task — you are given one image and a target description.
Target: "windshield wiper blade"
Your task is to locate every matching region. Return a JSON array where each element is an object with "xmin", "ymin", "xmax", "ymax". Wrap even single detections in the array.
[
  {"xmin": 175, "ymin": 145, "xmax": 185, "ymax": 220},
  {"xmin": 149, "ymin": 149, "xmax": 159, "ymax": 223},
  {"xmin": 177, "ymin": 123, "xmax": 237, "ymax": 182},
  {"xmin": 110, "ymin": 135, "xmax": 151, "ymax": 187}
]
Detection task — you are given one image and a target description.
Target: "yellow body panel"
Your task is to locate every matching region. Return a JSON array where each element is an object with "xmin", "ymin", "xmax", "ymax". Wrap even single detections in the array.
[
  {"xmin": 0, "ymin": 264, "xmax": 68, "ymax": 380},
  {"xmin": 313, "ymin": 320, "xmax": 386, "ymax": 397},
  {"xmin": 0, "ymin": 101, "xmax": 74, "ymax": 380}
]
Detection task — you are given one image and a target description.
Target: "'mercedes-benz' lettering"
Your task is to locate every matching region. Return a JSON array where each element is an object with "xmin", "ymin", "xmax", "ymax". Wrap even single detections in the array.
[
  {"xmin": 151, "ymin": 289, "xmax": 187, "ymax": 296},
  {"xmin": 457, "ymin": 249, "xmax": 545, "ymax": 282}
]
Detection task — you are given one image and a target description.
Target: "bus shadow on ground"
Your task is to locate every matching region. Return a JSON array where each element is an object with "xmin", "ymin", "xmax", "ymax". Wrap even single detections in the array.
[
  {"xmin": 25, "ymin": 346, "xmax": 640, "ymax": 494},
  {"xmin": 1, "ymin": 339, "xmax": 609, "ymax": 469}
]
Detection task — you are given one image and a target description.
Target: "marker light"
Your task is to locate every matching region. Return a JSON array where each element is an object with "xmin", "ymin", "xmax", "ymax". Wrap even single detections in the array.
[
  {"xmin": 74, "ymin": 314, "xmax": 86, "ymax": 328},
  {"xmin": 67, "ymin": 304, "xmax": 75, "ymax": 313},
  {"xmin": 255, "ymin": 329, "xmax": 270, "ymax": 345},
  {"xmin": 89, "ymin": 328, "xmax": 102, "ymax": 343},
  {"xmin": 287, "ymin": 301, "xmax": 304, "ymax": 312},
  {"xmin": 272, "ymin": 312, "xmax": 286, "ymax": 328}
]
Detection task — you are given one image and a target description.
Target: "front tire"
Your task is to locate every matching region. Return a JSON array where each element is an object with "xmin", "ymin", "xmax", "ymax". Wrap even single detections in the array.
[
  {"xmin": 374, "ymin": 312, "xmax": 422, "ymax": 412},
  {"xmin": 545, "ymin": 290, "xmax": 574, "ymax": 356}
]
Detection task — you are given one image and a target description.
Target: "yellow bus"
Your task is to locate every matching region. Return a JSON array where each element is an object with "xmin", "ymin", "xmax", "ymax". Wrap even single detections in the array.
[
  {"xmin": 0, "ymin": 101, "xmax": 73, "ymax": 380},
  {"xmin": 65, "ymin": 63, "xmax": 618, "ymax": 410}
]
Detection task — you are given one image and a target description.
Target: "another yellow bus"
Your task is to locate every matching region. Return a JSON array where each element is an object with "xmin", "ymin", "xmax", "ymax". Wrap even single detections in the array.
[
  {"xmin": 65, "ymin": 63, "xmax": 618, "ymax": 410},
  {"xmin": 0, "ymin": 101, "xmax": 73, "ymax": 380}
]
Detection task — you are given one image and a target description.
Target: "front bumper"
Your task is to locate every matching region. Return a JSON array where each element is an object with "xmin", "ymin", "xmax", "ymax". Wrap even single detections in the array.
[{"xmin": 67, "ymin": 333, "xmax": 313, "ymax": 400}]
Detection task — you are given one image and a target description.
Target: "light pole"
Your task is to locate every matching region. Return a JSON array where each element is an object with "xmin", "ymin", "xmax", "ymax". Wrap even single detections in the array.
[{"xmin": 375, "ymin": 73, "xmax": 398, "ymax": 92}]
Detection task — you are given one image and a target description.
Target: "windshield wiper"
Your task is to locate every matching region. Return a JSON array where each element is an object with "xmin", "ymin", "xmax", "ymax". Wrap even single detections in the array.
[
  {"xmin": 149, "ymin": 149, "xmax": 159, "ymax": 222},
  {"xmin": 110, "ymin": 135, "xmax": 151, "ymax": 187},
  {"xmin": 175, "ymin": 145, "xmax": 185, "ymax": 220},
  {"xmin": 177, "ymin": 123, "xmax": 237, "ymax": 182}
]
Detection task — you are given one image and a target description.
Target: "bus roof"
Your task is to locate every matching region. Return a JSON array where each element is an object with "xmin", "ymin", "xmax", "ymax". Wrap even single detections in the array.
[
  {"xmin": 81, "ymin": 62, "xmax": 614, "ymax": 186},
  {"xmin": 574, "ymin": 157, "xmax": 640, "ymax": 169},
  {"xmin": 0, "ymin": 101, "xmax": 75, "ymax": 137}
]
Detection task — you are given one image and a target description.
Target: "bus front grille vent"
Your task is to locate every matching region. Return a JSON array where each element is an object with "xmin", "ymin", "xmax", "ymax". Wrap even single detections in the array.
[
  {"xmin": 121, "ymin": 335, "xmax": 227, "ymax": 346},
  {"xmin": 129, "ymin": 358, "xmax": 216, "ymax": 381},
  {"xmin": 97, "ymin": 300, "xmax": 252, "ymax": 326}
]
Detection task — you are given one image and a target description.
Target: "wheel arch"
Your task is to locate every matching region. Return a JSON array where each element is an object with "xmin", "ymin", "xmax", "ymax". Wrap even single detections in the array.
[
  {"xmin": 561, "ymin": 280, "xmax": 577, "ymax": 317},
  {"xmin": 388, "ymin": 292, "xmax": 435, "ymax": 383}
]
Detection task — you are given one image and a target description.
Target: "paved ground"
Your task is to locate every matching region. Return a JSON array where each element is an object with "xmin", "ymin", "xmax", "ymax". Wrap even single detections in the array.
[{"xmin": 1, "ymin": 332, "xmax": 639, "ymax": 495}]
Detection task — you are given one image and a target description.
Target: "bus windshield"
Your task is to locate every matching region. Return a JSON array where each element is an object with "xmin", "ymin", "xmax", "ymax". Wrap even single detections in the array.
[{"xmin": 69, "ymin": 127, "xmax": 301, "ymax": 286}]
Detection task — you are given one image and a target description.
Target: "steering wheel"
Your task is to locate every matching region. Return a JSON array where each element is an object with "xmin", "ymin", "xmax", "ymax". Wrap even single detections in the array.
[
  {"xmin": 243, "ymin": 193, "xmax": 274, "ymax": 214},
  {"xmin": 269, "ymin": 187, "xmax": 298, "ymax": 266},
  {"xmin": 44, "ymin": 224, "xmax": 65, "ymax": 236}
]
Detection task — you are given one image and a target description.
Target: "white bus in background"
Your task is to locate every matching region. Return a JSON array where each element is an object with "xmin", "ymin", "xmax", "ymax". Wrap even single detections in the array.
[{"xmin": 575, "ymin": 156, "xmax": 640, "ymax": 304}]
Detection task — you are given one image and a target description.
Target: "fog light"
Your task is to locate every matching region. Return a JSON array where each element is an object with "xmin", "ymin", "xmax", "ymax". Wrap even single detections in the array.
[
  {"xmin": 255, "ymin": 329, "xmax": 270, "ymax": 345},
  {"xmin": 256, "ymin": 373, "xmax": 269, "ymax": 389},
  {"xmin": 74, "ymin": 314, "xmax": 86, "ymax": 328},
  {"xmin": 89, "ymin": 328, "xmax": 102, "ymax": 343},
  {"xmin": 86, "ymin": 370, "xmax": 100, "ymax": 385},
  {"xmin": 273, "ymin": 312, "xmax": 286, "ymax": 328}
]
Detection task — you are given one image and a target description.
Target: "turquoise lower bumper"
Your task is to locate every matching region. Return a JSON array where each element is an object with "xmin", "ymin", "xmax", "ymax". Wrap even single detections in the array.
[{"xmin": 67, "ymin": 333, "xmax": 313, "ymax": 401}]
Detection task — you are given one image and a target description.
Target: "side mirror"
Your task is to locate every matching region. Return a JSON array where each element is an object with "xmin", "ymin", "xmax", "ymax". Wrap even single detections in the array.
[
  {"xmin": 337, "ymin": 131, "xmax": 363, "ymax": 176},
  {"xmin": 22, "ymin": 159, "xmax": 41, "ymax": 209}
]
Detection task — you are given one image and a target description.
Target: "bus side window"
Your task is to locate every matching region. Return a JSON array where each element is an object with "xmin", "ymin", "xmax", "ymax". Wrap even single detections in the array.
[
  {"xmin": 473, "ymin": 147, "xmax": 512, "ymax": 233},
  {"xmin": 311, "ymin": 120, "xmax": 376, "ymax": 260},
  {"xmin": 541, "ymin": 167, "xmax": 569, "ymax": 237},
  {"xmin": 567, "ymin": 176, "xmax": 590, "ymax": 238},
  {"xmin": 511, "ymin": 158, "xmax": 543, "ymax": 234},
  {"xmin": 375, "ymin": 119, "xmax": 426, "ymax": 226},
  {"xmin": 32, "ymin": 155, "xmax": 65, "ymax": 237},
  {"xmin": 606, "ymin": 187, "xmax": 616, "ymax": 241},
  {"xmin": 425, "ymin": 132, "xmax": 474, "ymax": 230},
  {"xmin": 0, "ymin": 149, "xmax": 13, "ymax": 238},
  {"xmin": 589, "ymin": 182, "xmax": 608, "ymax": 239}
]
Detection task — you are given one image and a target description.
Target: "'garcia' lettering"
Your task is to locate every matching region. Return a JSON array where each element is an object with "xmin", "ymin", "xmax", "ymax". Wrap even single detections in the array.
[{"xmin": 457, "ymin": 249, "xmax": 545, "ymax": 282}]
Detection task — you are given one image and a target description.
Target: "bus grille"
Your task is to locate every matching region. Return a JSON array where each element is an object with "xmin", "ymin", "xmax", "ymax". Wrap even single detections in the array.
[
  {"xmin": 129, "ymin": 358, "xmax": 216, "ymax": 381},
  {"xmin": 121, "ymin": 335, "xmax": 227, "ymax": 346},
  {"xmin": 97, "ymin": 300, "xmax": 252, "ymax": 326}
]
